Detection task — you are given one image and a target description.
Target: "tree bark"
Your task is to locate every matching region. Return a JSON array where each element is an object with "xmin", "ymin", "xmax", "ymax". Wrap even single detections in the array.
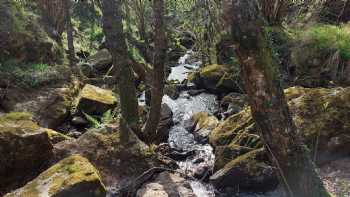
[
  {"xmin": 63, "ymin": 0, "xmax": 76, "ymax": 67},
  {"xmin": 143, "ymin": 0, "xmax": 167, "ymax": 143},
  {"xmin": 101, "ymin": 0, "xmax": 140, "ymax": 142},
  {"xmin": 230, "ymin": 1, "xmax": 331, "ymax": 197}
]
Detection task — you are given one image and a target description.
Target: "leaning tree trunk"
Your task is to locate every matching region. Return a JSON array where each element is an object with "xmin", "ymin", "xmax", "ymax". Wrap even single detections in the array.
[
  {"xmin": 63, "ymin": 0, "xmax": 76, "ymax": 67},
  {"xmin": 101, "ymin": 0, "xmax": 140, "ymax": 142},
  {"xmin": 230, "ymin": 1, "xmax": 331, "ymax": 197},
  {"xmin": 143, "ymin": 0, "xmax": 167, "ymax": 143}
]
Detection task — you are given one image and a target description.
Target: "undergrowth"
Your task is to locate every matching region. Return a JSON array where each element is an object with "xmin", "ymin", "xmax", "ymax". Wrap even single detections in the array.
[
  {"xmin": 0, "ymin": 60, "xmax": 67, "ymax": 88},
  {"xmin": 295, "ymin": 24, "xmax": 350, "ymax": 61}
]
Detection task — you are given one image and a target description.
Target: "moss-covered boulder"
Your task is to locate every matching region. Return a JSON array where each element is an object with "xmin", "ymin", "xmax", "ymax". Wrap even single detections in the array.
[
  {"xmin": 45, "ymin": 128, "xmax": 74, "ymax": 144},
  {"xmin": 4, "ymin": 155, "xmax": 106, "ymax": 197},
  {"xmin": 76, "ymin": 84, "xmax": 118, "ymax": 116},
  {"xmin": 189, "ymin": 64, "xmax": 241, "ymax": 94},
  {"xmin": 185, "ymin": 112, "xmax": 219, "ymax": 143},
  {"xmin": 0, "ymin": 82, "xmax": 80, "ymax": 129},
  {"xmin": 209, "ymin": 149, "xmax": 278, "ymax": 193},
  {"xmin": 219, "ymin": 92, "xmax": 248, "ymax": 119},
  {"xmin": 210, "ymin": 86, "xmax": 350, "ymax": 169},
  {"xmin": 0, "ymin": 0, "xmax": 63, "ymax": 64},
  {"xmin": 53, "ymin": 127, "xmax": 158, "ymax": 187},
  {"xmin": 0, "ymin": 112, "xmax": 53, "ymax": 190}
]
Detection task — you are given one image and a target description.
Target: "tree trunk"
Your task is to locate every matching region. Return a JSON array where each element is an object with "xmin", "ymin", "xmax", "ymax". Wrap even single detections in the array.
[
  {"xmin": 63, "ymin": 0, "xmax": 76, "ymax": 67},
  {"xmin": 101, "ymin": 0, "xmax": 140, "ymax": 142},
  {"xmin": 38, "ymin": 0, "xmax": 65, "ymax": 44},
  {"xmin": 143, "ymin": 0, "xmax": 167, "ymax": 143},
  {"xmin": 230, "ymin": 1, "xmax": 331, "ymax": 197}
]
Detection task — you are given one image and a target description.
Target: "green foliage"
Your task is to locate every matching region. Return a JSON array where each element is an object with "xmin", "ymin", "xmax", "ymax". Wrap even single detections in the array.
[
  {"xmin": 0, "ymin": 60, "xmax": 64, "ymax": 88},
  {"xmin": 128, "ymin": 45, "xmax": 146, "ymax": 64},
  {"xmin": 83, "ymin": 110, "xmax": 118, "ymax": 129},
  {"xmin": 297, "ymin": 24, "xmax": 350, "ymax": 61},
  {"xmin": 83, "ymin": 112, "xmax": 102, "ymax": 129},
  {"xmin": 89, "ymin": 27, "xmax": 104, "ymax": 43}
]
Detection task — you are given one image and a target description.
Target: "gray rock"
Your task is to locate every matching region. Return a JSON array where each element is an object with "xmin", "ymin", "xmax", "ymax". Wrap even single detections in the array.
[
  {"xmin": 154, "ymin": 104, "xmax": 174, "ymax": 144},
  {"xmin": 210, "ymin": 149, "xmax": 278, "ymax": 193},
  {"xmin": 136, "ymin": 172, "xmax": 196, "ymax": 197}
]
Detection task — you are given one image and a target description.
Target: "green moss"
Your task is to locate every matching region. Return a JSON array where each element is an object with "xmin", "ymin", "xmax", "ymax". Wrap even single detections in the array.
[
  {"xmin": 45, "ymin": 129, "xmax": 73, "ymax": 144},
  {"xmin": 0, "ymin": 112, "xmax": 40, "ymax": 135},
  {"xmin": 200, "ymin": 64, "xmax": 229, "ymax": 79},
  {"xmin": 80, "ymin": 84, "xmax": 117, "ymax": 105},
  {"xmin": 209, "ymin": 108, "xmax": 254, "ymax": 147},
  {"xmin": 4, "ymin": 155, "xmax": 106, "ymax": 197},
  {"xmin": 220, "ymin": 148, "xmax": 266, "ymax": 176},
  {"xmin": 0, "ymin": 112, "xmax": 32, "ymax": 123},
  {"xmin": 296, "ymin": 24, "xmax": 350, "ymax": 61},
  {"xmin": 211, "ymin": 87, "xmax": 350, "ymax": 170}
]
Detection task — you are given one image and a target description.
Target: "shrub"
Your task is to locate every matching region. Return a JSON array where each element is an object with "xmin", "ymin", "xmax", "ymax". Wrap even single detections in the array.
[
  {"xmin": 297, "ymin": 24, "xmax": 350, "ymax": 61},
  {"xmin": 0, "ymin": 61, "xmax": 69, "ymax": 88}
]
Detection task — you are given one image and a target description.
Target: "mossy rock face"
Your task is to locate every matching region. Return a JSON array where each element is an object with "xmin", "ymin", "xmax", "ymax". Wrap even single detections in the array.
[
  {"xmin": 210, "ymin": 86, "xmax": 350, "ymax": 168},
  {"xmin": 1, "ymin": 82, "xmax": 80, "ymax": 129},
  {"xmin": 209, "ymin": 108, "xmax": 255, "ymax": 147},
  {"xmin": 45, "ymin": 128, "xmax": 74, "ymax": 144},
  {"xmin": 0, "ymin": 0, "xmax": 63, "ymax": 64},
  {"xmin": 53, "ymin": 128, "xmax": 158, "ymax": 187},
  {"xmin": 186, "ymin": 112, "xmax": 219, "ymax": 143},
  {"xmin": 0, "ymin": 112, "xmax": 53, "ymax": 190},
  {"xmin": 76, "ymin": 84, "xmax": 118, "ymax": 116},
  {"xmin": 219, "ymin": 92, "xmax": 248, "ymax": 119},
  {"xmin": 189, "ymin": 64, "xmax": 241, "ymax": 94},
  {"xmin": 164, "ymin": 84, "xmax": 180, "ymax": 100},
  {"xmin": 4, "ymin": 154, "xmax": 106, "ymax": 197},
  {"xmin": 210, "ymin": 149, "xmax": 278, "ymax": 193}
]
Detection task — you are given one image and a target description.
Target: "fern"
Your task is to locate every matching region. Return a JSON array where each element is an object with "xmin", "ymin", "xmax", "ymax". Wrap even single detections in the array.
[
  {"xmin": 82, "ymin": 112, "xmax": 102, "ymax": 128},
  {"xmin": 101, "ymin": 110, "xmax": 112, "ymax": 124}
]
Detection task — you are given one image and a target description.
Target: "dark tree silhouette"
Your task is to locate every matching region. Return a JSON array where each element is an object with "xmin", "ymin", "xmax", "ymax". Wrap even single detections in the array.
[
  {"xmin": 230, "ymin": 1, "xmax": 331, "ymax": 197},
  {"xmin": 101, "ymin": 0, "xmax": 140, "ymax": 141}
]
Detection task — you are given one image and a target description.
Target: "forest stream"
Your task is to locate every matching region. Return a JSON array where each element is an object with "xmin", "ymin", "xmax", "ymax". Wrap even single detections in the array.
[
  {"xmin": 139, "ymin": 51, "xmax": 281, "ymax": 197},
  {"xmin": 2, "ymin": 1, "xmax": 350, "ymax": 196}
]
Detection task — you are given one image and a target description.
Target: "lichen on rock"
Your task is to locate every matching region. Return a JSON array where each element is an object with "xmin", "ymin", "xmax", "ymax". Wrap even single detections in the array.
[
  {"xmin": 0, "ymin": 112, "xmax": 53, "ymax": 191},
  {"xmin": 4, "ymin": 154, "xmax": 106, "ymax": 197},
  {"xmin": 76, "ymin": 84, "xmax": 118, "ymax": 115},
  {"xmin": 210, "ymin": 86, "xmax": 350, "ymax": 172},
  {"xmin": 189, "ymin": 64, "xmax": 241, "ymax": 93}
]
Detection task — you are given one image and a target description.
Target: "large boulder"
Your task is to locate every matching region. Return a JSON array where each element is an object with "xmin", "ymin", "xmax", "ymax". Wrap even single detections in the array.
[
  {"xmin": 76, "ymin": 84, "xmax": 118, "ymax": 116},
  {"xmin": 189, "ymin": 64, "xmax": 241, "ymax": 94},
  {"xmin": 210, "ymin": 149, "xmax": 278, "ymax": 193},
  {"xmin": 210, "ymin": 86, "xmax": 350, "ymax": 171},
  {"xmin": 185, "ymin": 112, "xmax": 219, "ymax": 143},
  {"xmin": 53, "ymin": 127, "xmax": 159, "ymax": 187},
  {"xmin": 136, "ymin": 172, "xmax": 195, "ymax": 197},
  {"xmin": 0, "ymin": 81, "xmax": 80, "ymax": 129},
  {"xmin": 4, "ymin": 155, "xmax": 106, "ymax": 197},
  {"xmin": 79, "ymin": 49, "xmax": 112, "ymax": 77},
  {"xmin": 0, "ymin": 112, "xmax": 53, "ymax": 191},
  {"xmin": 84, "ymin": 49, "xmax": 112, "ymax": 71}
]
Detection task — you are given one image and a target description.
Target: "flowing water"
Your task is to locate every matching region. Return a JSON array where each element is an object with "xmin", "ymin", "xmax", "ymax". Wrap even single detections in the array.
[
  {"xmin": 135, "ymin": 50, "xmax": 281, "ymax": 197},
  {"xmin": 164, "ymin": 51, "xmax": 218, "ymax": 196},
  {"xmin": 163, "ymin": 51, "xmax": 281, "ymax": 197}
]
